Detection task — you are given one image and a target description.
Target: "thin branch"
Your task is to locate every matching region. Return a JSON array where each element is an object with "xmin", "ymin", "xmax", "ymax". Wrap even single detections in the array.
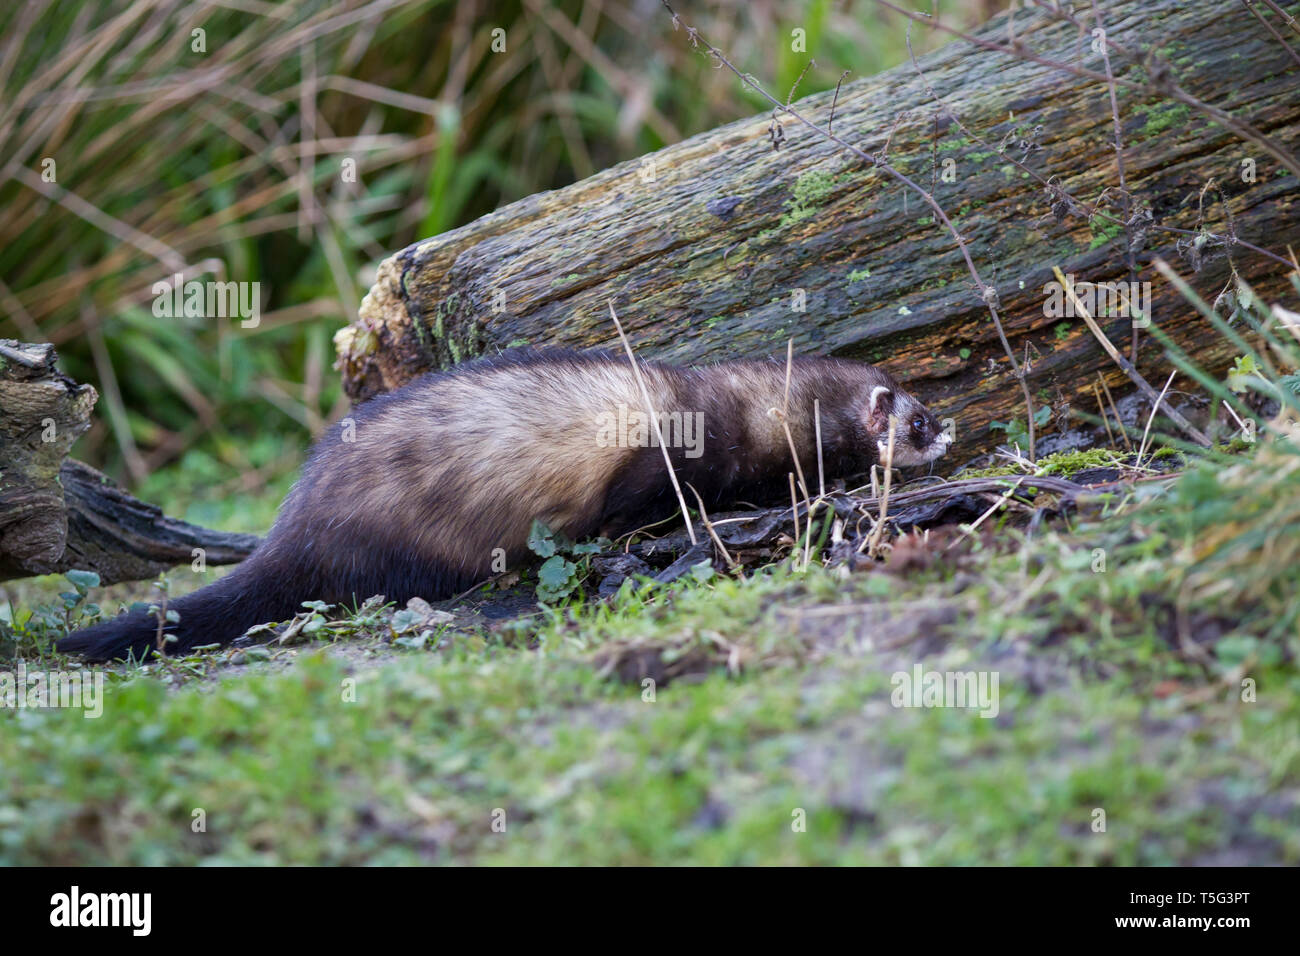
[
  {"xmin": 827, "ymin": 69, "xmax": 850, "ymax": 136},
  {"xmin": 1052, "ymin": 265, "xmax": 1211, "ymax": 446},
  {"xmin": 1239, "ymin": 0, "xmax": 1300, "ymax": 70},
  {"xmin": 1092, "ymin": 7, "xmax": 1142, "ymax": 366},
  {"xmin": 1138, "ymin": 370, "xmax": 1178, "ymax": 464},
  {"xmin": 608, "ymin": 300, "xmax": 698, "ymax": 546},
  {"xmin": 1259, "ymin": 0, "xmax": 1300, "ymax": 37},
  {"xmin": 686, "ymin": 483, "xmax": 737, "ymax": 570}
]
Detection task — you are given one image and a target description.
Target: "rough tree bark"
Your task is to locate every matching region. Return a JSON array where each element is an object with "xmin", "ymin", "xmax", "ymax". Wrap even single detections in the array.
[
  {"xmin": 337, "ymin": 0, "xmax": 1300, "ymax": 459},
  {"xmin": 0, "ymin": 340, "xmax": 258, "ymax": 584}
]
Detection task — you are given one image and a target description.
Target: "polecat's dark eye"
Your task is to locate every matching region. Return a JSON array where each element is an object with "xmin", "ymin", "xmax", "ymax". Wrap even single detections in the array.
[{"xmin": 912, "ymin": 416, "xmax": 925, "ymax": 433}]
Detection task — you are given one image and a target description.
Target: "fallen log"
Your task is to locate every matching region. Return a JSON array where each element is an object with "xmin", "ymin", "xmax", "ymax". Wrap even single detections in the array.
[
  {"xmin": 337, "ymin": 0, "xmax": 1300, "ymax": 459},
  {"xmin": 0, "ymin": 339, "xmax": 258, "ymax": 583}
]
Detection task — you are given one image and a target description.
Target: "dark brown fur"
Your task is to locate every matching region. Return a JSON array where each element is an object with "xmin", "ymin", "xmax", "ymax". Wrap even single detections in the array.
[{"xmin": 58, "ymin": 348, "xmax": 948, "ymax": 660}]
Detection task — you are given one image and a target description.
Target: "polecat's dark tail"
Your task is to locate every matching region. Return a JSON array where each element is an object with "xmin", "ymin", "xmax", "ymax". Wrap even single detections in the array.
[{"xmin": 57, "ymin": 561, "xmax": 299, "ymax": 662}]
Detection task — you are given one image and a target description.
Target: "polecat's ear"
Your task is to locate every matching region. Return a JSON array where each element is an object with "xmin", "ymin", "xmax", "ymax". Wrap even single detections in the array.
[
  {"xmin": 867, "ymin": 384, "xmax": 894, "ymax": 432},
  {"xmin": 869, "ymin": 385, "xmax": 892, "ymax": 416}
]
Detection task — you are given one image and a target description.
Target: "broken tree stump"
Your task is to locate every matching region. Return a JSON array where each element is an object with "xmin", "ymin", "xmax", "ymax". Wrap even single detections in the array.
[
  {"xmin": 0, "ymin": 340, "xmax": 258, "ymax": 583},
  {"xmin": 337, "ymin": 0, "xmax": 1300, "ymax": 459}
]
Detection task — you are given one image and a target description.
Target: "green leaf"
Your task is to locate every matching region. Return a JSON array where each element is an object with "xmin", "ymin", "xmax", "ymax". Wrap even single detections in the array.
[
  {"xmin": 1227, "ymin": 354, "xmax": 1261, "ymax": 393},
  {"xmin": 527, "ymin": 520, "xmax": 558, "ymax": 558},
  {"xmin": 390, "ymin": 609, "xmax": 423, "ymax": 633},
  {"xmin": 536, "ymin": 555, "xmax": 577, "ymax": 603},
  {"xmin": 64, "ymin": 570, "xmax": 100, "ymax": 592}
]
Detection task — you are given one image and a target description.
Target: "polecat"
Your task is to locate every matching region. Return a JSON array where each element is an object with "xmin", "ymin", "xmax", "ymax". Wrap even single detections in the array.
[{"xmin": 58, "ymin": 348, "xmax": 949, "ymax": 660}]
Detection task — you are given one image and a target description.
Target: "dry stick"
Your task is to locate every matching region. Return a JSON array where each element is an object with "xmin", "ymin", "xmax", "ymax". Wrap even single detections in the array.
[
  {"xmin": 1260, "ymin": 0, "xmax": 1300, "ymax": 37},
  {"xmin": 903, "ymin": 14, "xmax": 1292, "ymax": 270},
  {"xmin": 608, "ymin": 300, "xmax": 698, "ymax": 546},
  {"xmin": 863, "ymin": 416, "xmax": 898, "ymax": 558},
  {"xmin": 773, "ymin": 340, "xmax": 812, "ymax": 502},
  {"xmin": 1137, "ymin": 370, "xmax": 1177, "ymax": 465},
  {"xmin": 802, "ymin": 502, "xmax": 819, "ymax": 569},
  {"xmin": 801, "ymin": 399, "xmax": 830, "ymax": 570},
  {"xmin": 1218, "ymin": 393, "xmax": 1251, "ymax": 438},
  {"xmin": 1098, "ymin": 374, "xmax": 1133, "ymax": 452},
  {"xmin": 1092, "ymin": 381, "xmax": 1119, "ymax": 449},
  {"xmin": 661, "ymin": 0, "xmax": 1037, "ymax": 459},
  {"xmin": 686, "ymin": 482, "xmax": 737, "ymax": 571},
  {"xmin": 1092, "ymin": 6, "xmax": 1142, "ymax": 366},
  {"xmin": 948, "ymin": 477, "xmax": 1027, "ymax": 551},
  {"xmin": 786, "ymin": 58, "xmax": 816, "ymax": 106},
  {"xmin": 1051, "ymin": 265, "xmax": 1212, "ymax": 446},
  {"xmin": 1240, "ymin": 0, "xmax": 1300, "ymax": 69},
  {"xmin": 813, "ymin": 398, "xmax": 826, "ymax": 499},
  {"xmin": 827, "ymin": 69, "xmax": 851, "ymax": 136},
  {"xmin": 787, "ymin": 473, "xmax": 802, "ymax": 564}
]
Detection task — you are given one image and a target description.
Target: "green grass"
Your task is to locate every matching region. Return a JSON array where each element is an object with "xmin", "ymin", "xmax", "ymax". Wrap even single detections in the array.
[{"xmin": 3, "ymin": 439, "xmax": 1297, "ymax": 864}]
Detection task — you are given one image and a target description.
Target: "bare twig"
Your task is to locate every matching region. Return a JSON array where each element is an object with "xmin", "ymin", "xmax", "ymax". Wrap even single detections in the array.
[
  {"xmin": 787, "ymin": 58, "xmax": 815, "ymax": 107},
  {"xmin": 1240, "ymin": 0, "xmax": 1300, "ymax": 69},
  {"xmin": 788, "ymin": 472, "xmax": 802, "ymax": 559},
  {"xmin": 608, "ymin": 300, "xmax": 698, "ymax": 546},
  {"xmin": 1092, "ymin": 8, "xmax": 1142, "ymax": 365},
  {"xmin": 814, "ymin": 398, "xmax": 826, "ymax": 500},
  {"xmin": 1259, "ymin": 0, "xmax": 1300, "ymax": 37},
  {"xmin": 686, "ymin": 482, "xmax": 737, "ymax": 570},
  {"xmin": 1098, "ymin": 373, "xmax": 1133, "ymax": 452},
  {"xmin": 827, "ymin": 69, "xmax": 850, "ymax": 136},
  {"xmin": 863, "ymin": 415, "xmax": 897, "ymax": 558},
  {"xmin": 1053, "ymin": 266, "xmax": 1211, "ymax": 446},
  {"xmin": 772, "ymin": 339, "xmax": 812, "ymax": 502},
  {"xmin": 949, "ymin": 477, "xmax": 1027, "ymax": 550},
  {"xmin": 1092, "ymin": 381, "xmax": 1119, "ymax": 449},
  {"xmin": 1138, "ymin": 370, "xmax": 1177, "ymax": 464}
]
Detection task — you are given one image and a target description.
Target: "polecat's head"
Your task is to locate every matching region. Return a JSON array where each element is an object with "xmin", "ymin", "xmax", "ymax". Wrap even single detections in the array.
[{"xmin": 865, "ymin": 381, "xmax": 951, "ymax": 466}]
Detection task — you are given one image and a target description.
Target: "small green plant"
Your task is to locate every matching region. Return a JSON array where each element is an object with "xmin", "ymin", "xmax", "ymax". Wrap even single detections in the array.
[
  {"xmin": 526, "ymin": 521, "xmax": 611, "ymax": 605},
  {"xmin": 145, "ymin": 575, "xmax": 181, "ymax": 655},
  {"xmin": 59, "ymin": 570, "xmax": 102, "ymax": 633},
  {"xmin": 989, "ymin": 405, "xmax": 1052, "ymax": 449},
  {"xmin": 1226, "ymin": 354, "xmax": 1262, "ymax": 393}
]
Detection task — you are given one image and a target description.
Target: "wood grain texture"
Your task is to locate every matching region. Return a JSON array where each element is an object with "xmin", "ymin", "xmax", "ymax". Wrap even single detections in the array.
[
  {"xmin": 0, "ymin": 340, "xmax": 258, "ymax": 583},
  {"xmin": 338, "ymin": 0, "xmax": 1300, "ymax": 458}
]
